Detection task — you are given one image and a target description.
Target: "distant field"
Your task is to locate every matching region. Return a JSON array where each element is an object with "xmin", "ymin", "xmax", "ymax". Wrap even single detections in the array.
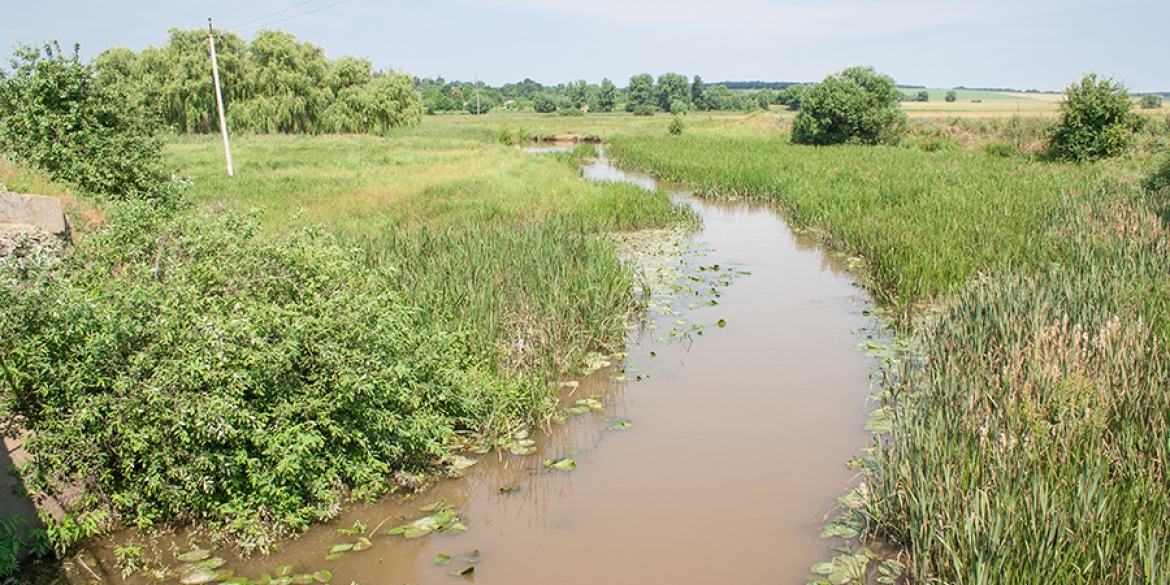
[{"xmin": 900, "ymin": 89, "xmax": 1062, "ymax": 117}]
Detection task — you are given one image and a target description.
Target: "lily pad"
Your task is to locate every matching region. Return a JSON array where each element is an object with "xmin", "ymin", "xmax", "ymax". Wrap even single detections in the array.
[
  {"xmin": 176, "ymin": 549, "xmax": 211, "ymax": 563},
  {"xmin": 195, "ymin": 558, "xmax": 226, "ymax": 570},
  {"xmin": 312, "ymin": 571, "xmax": 332, "ymax": 583},
  {"xmin": 324, "ymin": 553, "xmax": 343, "ymax": 562},
  {"xmin": 389, "ymin": 509, "xmax": 467, "ymax": 538},
  {"xmin": 292, "ymin": 574, "xmax": 314, "ymax": 585},
  {"xmin": 277, "ymin": 566, "xmax": 294, "ymax": 577},
  {"xmin": 329, "ymin": 543, "xmax": 354, "ymax": 554},
  {"xmin": 435, "ymin": 554, "xmax": 451, "ymax": 566},
  {"xmin": 448, "ymin": 567, "xmax": 475, "ymax": 578},
  {"xmin": 351, "ymin": 537, "xmax": 373, "ymax": 552},
  {"xmin": 609, "ymin": 420, "xmax": 633, "ymax": 430},
  {"xmin": 270, "ymin": 577, "xmax": 294, "ymax": 585},
  {"xmin": 543, "ymin": 458, "xmax": 577, "ymax": 471}
]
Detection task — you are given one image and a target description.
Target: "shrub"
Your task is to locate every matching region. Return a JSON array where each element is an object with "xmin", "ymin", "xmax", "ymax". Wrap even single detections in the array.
[
  {"xmin": 0, "ymin": 42, "xmax": 170, "ymax": 202},
  {"xmin": 556, "ymin": 107, "xmax": 584, "ymax": 117},
  {"xmin": 0, "ymin": 204, "xmax": 527, "ymax": 551},
  {"xmin": 668, "ymin": 117, "xmax": 684, "ymax": 136},
  {"xmin": 1141, "ymin": 94, "xmax": 1164, "ymax": 110},
  {"xmin": 1049, "ymin": 73, "xmax": 1138, "ymax": 162},
  {"xmin": 917, "ymin": 90, "xmax": 930, "ymax": 102},
  {"xmin": 945, "ymin": 90, "xmax": 957, "ymax": 103},
  {"xmin": 632, "ymin": 104, "xmax": 657, "ymax": 116},
  {"xmin": 791, "ymin": 66, "xmax": 907, "ymax": 146},
  {"xmin": 533, "ymin": 93, "xmax": 558, "ymax": 113}
]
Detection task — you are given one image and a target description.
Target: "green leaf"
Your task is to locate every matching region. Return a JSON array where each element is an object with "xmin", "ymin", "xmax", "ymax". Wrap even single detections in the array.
[
  {"xmin": 544, "ymin": 458, "xmax": 577, "ymax": 471},
  {"xmin": 717, "ymin": 319, "xmax": 727, "ymax": 328},
  {"xmin": 448, "ymin": 567, "xmax": 475, "ymax": 578},
  {"xmin": 435, "ymin": 554, "xmax": 452, "ymax": 566},
  {"xmin": 351, "ymin": 537, "xmax": 373, "ymax": 552},
  {"xmin": 324, "ymin": 553, "xmax": 343, "ymax": 562},
  {"xmin": 609, "ymin": 420, "xmax": 633, "ymax": 430},
  {"xmin": 329, "ymin": 543, "xmax": 354, "ymax": 554},
  {"xmin": 420, "ymin": 500, "xmax": 446, "ymax": 512},
  {"xmin": 312, "ymin": 571, "xmax": 332, "ymax": 583}
]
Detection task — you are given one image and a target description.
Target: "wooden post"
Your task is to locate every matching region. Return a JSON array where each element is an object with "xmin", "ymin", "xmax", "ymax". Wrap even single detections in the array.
[{"xmin": 208, "ymin": 19, "xmax": 234, "ymax": 177}]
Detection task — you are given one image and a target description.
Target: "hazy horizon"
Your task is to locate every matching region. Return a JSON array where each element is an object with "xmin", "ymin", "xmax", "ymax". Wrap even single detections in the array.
[{"xmin": 3, "ymin": 0, "xmax": 1168, "ymax": 92}]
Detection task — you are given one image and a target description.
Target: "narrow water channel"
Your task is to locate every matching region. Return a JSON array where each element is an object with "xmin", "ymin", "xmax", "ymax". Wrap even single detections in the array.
[{"xmin": 111, "ymin": 156, "xmax": 875, "ymax": 585}]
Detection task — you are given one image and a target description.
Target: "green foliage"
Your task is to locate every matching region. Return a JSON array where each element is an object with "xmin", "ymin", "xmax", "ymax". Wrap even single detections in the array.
[
  {"xmin": 557, "ymin": 107, "xmax": 584, "ymax": 117},
  {"xmin": 691, "ymin": 76, "xmax": 705, "ymax": 110},
  {"xmin": 0, "ymin": 42, "xmax": 171, "ymax": 201},
  {"xmin": 321, "ymin": 71, "xmax": 423, "ymax": 134},
  {"xmin": 0, "ymin": 516, "xmax": 23, "ymax": 577},
  {"xmin": 777, "ymin": 85, "xmax": 806, "ymax": 110},
  {"xmin": 985, "ymin": 141, "xmax": 1019, "ymax": 157},
  {"xmin": 945, "ymin": 90, "xmax": 957, "ymax": 102},
  {"xmin": 625, "ymin": 74, "xmax": 655, "ymax": 112},
  {"xmin": 791, "ymin": 66, "xmax": 907, "ymax": 146},
  {"xmin": 632, "ymin": 104, "xmax": 657, "ymax": 117},
  {"xmin": 916, "ymin": 90, "xmax": 930, "ymax": 102},
  {"xmin": 655, "ymin": 73, "xmax": 690, "ymax": 113},
  {"xmin": 668, "ymin": 117, "xmax": 684, "ymax": 136},
  {"xmin": 1049, "ymin": 73, "xmax": 1138, "ymax": 162},
  {"xmin": 95, "ymin": 28, "xmax": 421, "ymax": 135},
  {"xmin": 0, "ymin": 204, "xmax": 532, "ymax": 550},
  {"xmin": 533, "ymin": 93, "xmax": 559, "ymax": 113},
  {"xmin": 1140, "ymin": 93, "xmax": 1164, "ymax": 110},
  {"xmin": 596, "ymin": 79, "xmax": 617, "ymax": 113}
]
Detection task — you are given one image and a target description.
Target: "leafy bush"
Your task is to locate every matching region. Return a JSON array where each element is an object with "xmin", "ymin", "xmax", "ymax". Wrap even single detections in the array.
[
  {"xmin": 1049, "ymin": 73, "xmax": 1138, "ymax": 162},
  {"xmin": 0, "ymin": 42, "xmax": 170, "ymax": 201},
  {"xmin": 668, "ymin": 117, "xmax": 684, "ymax": 136},
  {"xmin": 1141, "ymin": 94, "xmax": 1164, "ymax": 109},
  {"xmin": 945, "ymin": 90, "xmax": 957, "ymax": 103},
  {"xmin": 916, "ymin": 90, "xmax": 930, "ymax": 102},
  {"xmin": 556, "ymin": 107, "xmax": 584, "ymax": 117},
  {"xmin": 0, "ymin": 204, "xmax": 529, "ymax": 551},
  {"xmin": 533, "ymin": 93, "xmax": 558, "ymax": 113},
  {"xmin": 632, "ymin": 104, "xmax": 656, "ymax": 116},
  {"xmin": 791, "ymin": 66, "xmax": 907, "ymax": 146}
]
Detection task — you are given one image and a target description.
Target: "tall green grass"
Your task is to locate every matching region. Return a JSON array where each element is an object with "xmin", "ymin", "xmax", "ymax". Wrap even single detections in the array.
[
  {"xmin": 609, "ymin": 133, "xmax": 1096, "ymax": 309},
  {"xmin": 607, "ymin": 132, "xmax": 1170, "ymax": 581}
]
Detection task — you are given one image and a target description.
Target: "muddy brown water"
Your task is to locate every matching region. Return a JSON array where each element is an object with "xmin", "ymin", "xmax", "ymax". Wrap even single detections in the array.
[{"xmin": 101, "ymin": 158, "xmax": 876, "ymax": 585}]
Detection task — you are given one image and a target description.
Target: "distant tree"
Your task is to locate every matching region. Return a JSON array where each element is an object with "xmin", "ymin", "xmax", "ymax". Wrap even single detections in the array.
[
  {"xmin": 656, "ymin": 73, "xmax": 690, "ymax": 113},
  {"xmin": 597, "ymin": 78, "xmax": 617, "ymax": 112},
  {"xmin": 626, "ymin": 74, "xmax": 654, "ymax": 112},
  {"xmin": 945, "ymin": 90, "xmax": 957, "ymax": 102},
  {"xmin": 917, "ymin": 90, "xmax": 930, "ymax": 102},
  {"xmin": 1049, "ymin": 73, "xmax": 1138, "ymax": 162},
  {"xmin": 757, "ymin": 88, "xmax": 775, "ymax": 109},
  {"xmin": 533, "ymin": 93, "xmax": 558, "ymax": 113},
  {"xmin": 1141, "ymin": 94, "xmax": 1164, "ymax": 109},
  {"xmin": 691, "ymin": 75, "xmax": 706, "ymax": 110},
  {"xmin": 791, "ymin": 66, "xmax": 907, "ymax": 145},
  {"xmin": 777, "ymin": 84, "xmax": 806, "ymax": 110},
  {"xmin": 321, "ymin": 70, "xmax": 422, "ymax": 133}
]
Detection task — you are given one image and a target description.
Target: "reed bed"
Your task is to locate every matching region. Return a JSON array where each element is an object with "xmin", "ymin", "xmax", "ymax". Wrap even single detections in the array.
[{"xmin": 607, "ymin": 132, "xmax": 1170, "ymax": 581}]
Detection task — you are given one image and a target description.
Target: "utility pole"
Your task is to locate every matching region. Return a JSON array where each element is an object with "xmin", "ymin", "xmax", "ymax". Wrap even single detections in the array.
[
  {"xmin": 475, "ymin": 74, "xmax": 480, "ymax": 115},
  {"xmin": 208, "ymin": 18, "xmax": 234, "ymax": 177}
]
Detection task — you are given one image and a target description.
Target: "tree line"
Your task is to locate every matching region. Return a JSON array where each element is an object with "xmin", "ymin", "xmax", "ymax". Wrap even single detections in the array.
[
  {"xmin": 418, "ymin": 73, "xmax": 810, "ymax": 116},
  {"xmin": 94, "ymin": 28, "xmax": 422, "ymax": 135}
]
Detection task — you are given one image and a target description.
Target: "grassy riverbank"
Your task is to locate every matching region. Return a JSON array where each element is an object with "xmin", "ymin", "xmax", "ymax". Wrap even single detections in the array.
[
  {"xmin": 1, "ymin": 119, "xmax": 693, "ymax": 555},
  {"xmin": 607, "ymin": 129, "xmax": 1170, "ymax": 581}
]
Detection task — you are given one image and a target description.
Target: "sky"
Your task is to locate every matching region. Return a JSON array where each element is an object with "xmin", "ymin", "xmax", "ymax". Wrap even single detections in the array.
[{"xmin": 2, "ymin": 0, "xmax": 1168, "ymax": 91}]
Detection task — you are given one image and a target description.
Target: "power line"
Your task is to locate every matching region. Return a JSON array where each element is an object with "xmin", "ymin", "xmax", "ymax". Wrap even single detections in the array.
[
  {"xmin": 225, "ymin": 0, "xmax": 323, "ymax": 31},
  {"xmin": 210, "ymin": 0, "xmax": 269, "ymax": 19},
  {"xmin": 233, "ymin": 0, "xmax": 358, "ymax": 33}
]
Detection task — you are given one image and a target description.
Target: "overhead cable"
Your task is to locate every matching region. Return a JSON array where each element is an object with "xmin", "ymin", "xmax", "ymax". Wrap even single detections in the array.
[{"xmin": 233, "ymin": 0, "xmax": 359, "ymax": 33}]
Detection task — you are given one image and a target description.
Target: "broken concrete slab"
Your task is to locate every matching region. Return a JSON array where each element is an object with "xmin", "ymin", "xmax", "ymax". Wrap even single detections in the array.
[{"xmin": 0, "ymin": 191, "xmax": 67, "ymax": 236}]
